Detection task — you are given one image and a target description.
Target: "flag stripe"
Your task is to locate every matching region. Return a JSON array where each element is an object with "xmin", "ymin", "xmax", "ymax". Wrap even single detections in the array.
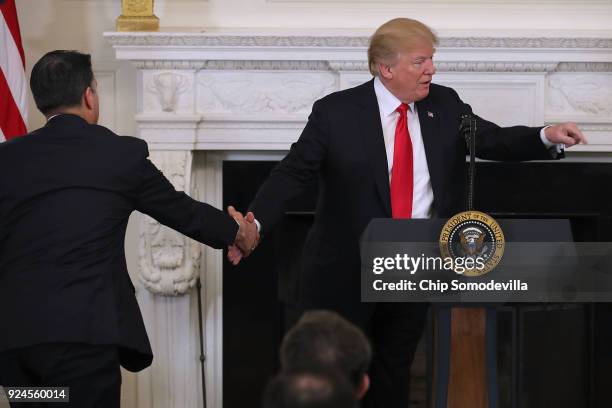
[
  {"xmin": 0, "ymin": 0, "xmax": 24, "ymax": 67},
  {"xmin": 0, "ymin": 68, "xmax": 26, "ymax": 139},
  {"xmin": 0, "ymin": 5, "xmax": 27, "ymax": 127},
  {"xmin": 0, "ymin": 0, "xmax": 26, "ymax": 140}
]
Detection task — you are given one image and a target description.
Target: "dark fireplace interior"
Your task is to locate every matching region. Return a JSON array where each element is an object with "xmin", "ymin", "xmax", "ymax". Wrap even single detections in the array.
[{"xmin": 222, "ymin": 160, "xmax": 612, "ymax": 408}]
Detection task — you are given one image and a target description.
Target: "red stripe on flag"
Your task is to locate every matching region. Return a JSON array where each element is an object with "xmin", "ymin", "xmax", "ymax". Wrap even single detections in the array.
[
  {"xmin": 0, "ymin": 0, "xmax": 25, "ymax": 67},
  {"xmin": 0, "ymin": 69, "xmax": 27, "ymax": 139}
]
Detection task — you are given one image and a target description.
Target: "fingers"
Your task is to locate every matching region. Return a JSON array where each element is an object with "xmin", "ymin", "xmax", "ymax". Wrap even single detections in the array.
[
  {"xmin": 227, "ymin": 245, "xmax": 244, "ymax": 266},
  {"xmin": 245, "ymin": 211, "xmax": 255, "ymax": 223},
  {"xmin": 245, "ymin": 211, "xmax": 260, "ymax": 252},
  {"xmin": 545, "ymin": 123, "xmax": 587, "ymax": 148},
  {"xmin": 228, "ymin": 205, "xmax": 244, "ymax": 222},
  {"xmin": 565, "ymin": 123, "xmax": 587, "ymax": 145},
  {"xmin": 228, "ymin": 209, "xmax": 256, "ymax": 257},
  {"xmin": 227, "ymin": 206, "xmax": 260, "ymax": 264}
]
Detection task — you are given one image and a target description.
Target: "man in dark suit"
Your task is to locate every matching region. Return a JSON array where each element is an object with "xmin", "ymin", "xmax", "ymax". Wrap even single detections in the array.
[
  {"xmin": 233, "ymin": 18, "xmax": 587, "ymax": 407},
  {"xmin": 0, "ymin": 50, "xmax": 258, "ymax": 407}
]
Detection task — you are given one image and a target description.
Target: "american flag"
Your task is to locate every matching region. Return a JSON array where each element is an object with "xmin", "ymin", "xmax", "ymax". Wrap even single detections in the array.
[{"xmin": 0, "ymin": 0, "xmax": 27, "ymax": 141}]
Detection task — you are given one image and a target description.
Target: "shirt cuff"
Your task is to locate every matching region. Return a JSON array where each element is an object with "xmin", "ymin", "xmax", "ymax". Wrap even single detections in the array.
[
  {"xmin": 540, "ymin": 126, "xmax": 564, "ymax": 154},
  {"xmin": 254, "ymin": 219, "xmax": 261, "ymax": 234}
]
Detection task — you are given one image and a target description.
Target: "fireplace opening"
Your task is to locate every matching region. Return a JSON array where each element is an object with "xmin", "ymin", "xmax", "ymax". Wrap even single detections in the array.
[{"xmin": 220, "ymin": 160, "xmax": 612, "ymax": 408}]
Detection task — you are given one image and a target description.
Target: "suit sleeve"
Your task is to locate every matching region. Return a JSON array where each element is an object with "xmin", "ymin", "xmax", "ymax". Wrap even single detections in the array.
[
  {"xmin": 449, "ymin": 88, "xmax": 558, "ymax": 161},
  {"xmin": 249, "ymin": 98, "xmax": 330, "ymax": 233},
  {"xmin": 132, "ymin": 145, "xmax": 238, "ymax": 249}
]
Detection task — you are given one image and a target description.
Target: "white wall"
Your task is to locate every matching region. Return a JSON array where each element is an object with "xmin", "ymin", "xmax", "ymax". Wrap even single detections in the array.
[{"xmin": 155, "ymin": 0, "xmax": 612, "ymax": 32}]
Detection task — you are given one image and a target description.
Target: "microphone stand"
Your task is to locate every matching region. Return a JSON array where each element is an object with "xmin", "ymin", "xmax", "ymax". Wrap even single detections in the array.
[
  {"xmin": 196, "ymin": 278, "xmax": 207, "ymax": 408},
  {"xmin": 460, "ymin": 113, "xmax": 477, "ymax": 211}
]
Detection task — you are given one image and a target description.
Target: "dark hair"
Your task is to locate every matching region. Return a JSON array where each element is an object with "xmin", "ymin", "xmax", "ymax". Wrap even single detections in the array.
[
  {"xmin": 30, "ymin": 50, "xmax": 94, "ymax": 115},
  {"xmin": 263, "ymin": 368, "xmax": 358, "ymax": 408},
  {"xmin": 280, "ymin": 310, "xmax": 372, "ymax": 389}
]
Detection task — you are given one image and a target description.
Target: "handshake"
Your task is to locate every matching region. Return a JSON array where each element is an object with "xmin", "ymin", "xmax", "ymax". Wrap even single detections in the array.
[{"xmin": 228, "ymin": 205, "xmax": 260, "ymax": 265}]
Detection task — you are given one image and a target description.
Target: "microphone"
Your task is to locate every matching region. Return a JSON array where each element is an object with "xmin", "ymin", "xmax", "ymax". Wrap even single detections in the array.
[
  {"xmin": 459, "ymin": 103, "xmax": 474, "ymax": 143},
  {"xmin": 459, "ymin": 104, "xmax": 477, "ymax": 211}
]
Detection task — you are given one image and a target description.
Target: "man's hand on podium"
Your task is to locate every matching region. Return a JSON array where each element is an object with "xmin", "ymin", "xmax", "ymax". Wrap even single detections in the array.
[{"xmin": 227, "ymin": 206, "xmax": 260, "ymax": 265}]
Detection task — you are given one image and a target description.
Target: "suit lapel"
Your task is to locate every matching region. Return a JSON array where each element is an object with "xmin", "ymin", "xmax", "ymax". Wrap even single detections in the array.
[
  {"xmin": 416, "ymin": 98, "xmax": 443, "ymax": 210},
  {"xmin": 357, "ymin": 80, "xmax": 392, "ymax": 217}
]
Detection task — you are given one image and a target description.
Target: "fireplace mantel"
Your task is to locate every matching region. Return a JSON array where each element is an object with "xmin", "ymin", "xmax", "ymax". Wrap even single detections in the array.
[
  {"xmin": 105, "ymin": 29, "xmax": 612, "ymax": 408},
  {"xmin": 106, "ymin": 30, "xmax": 612, "ymax": 152}
]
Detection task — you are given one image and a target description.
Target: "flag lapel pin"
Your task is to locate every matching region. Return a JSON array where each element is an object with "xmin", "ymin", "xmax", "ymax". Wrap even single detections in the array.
[{"xmin": 427, "ymin": 111, "xmax": 435, "ymax": 118}]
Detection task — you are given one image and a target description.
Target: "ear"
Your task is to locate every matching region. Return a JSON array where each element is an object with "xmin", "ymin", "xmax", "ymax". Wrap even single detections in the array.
[
  {"xmin": 83, "ymin": 86, "xmax": 95, "ymax": 111},
  {"xmin": 356, "ymin": 374, "xmax": 370, "ymax": 399},
  {"xmin": 379, "ymin": 62, "xmax": 393, "ymax": 80}
]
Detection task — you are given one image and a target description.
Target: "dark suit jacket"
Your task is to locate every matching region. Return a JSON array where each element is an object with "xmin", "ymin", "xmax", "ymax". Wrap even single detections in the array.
[
  {"xmin": 250, "ymin": 79, "xmax": 556, "ymax": 325},
  {"xmin": 0, "ymin": 114, "xmax": 238, "ymax": 372}
]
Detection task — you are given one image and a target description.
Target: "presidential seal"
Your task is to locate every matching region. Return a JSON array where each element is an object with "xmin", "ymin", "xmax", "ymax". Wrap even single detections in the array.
[{"xmin": 439, "ymin": 211, "xmax": 505, "ymax": 276}]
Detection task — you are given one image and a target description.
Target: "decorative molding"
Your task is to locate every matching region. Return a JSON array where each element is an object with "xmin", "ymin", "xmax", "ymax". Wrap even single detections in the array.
[
  {"xmin": 134, "ymin": 60, "xmax": 331, "ymax": 71},
  {"xmin": 438, "ymin": 37, "xmax": 612, "ymax": 49},
  {"xmin": 198, "ymin": 152, "xmax": 225, "ymax": 408},
  {"xmin": 201, "ymin": 60, "xmax": 331, "ymax": 71},
  {"xmin": 138, "ymin": 151, "xmax": 201, "ymax": 296},
  {"xmin": 328, "ymin": 61, "xmax": 369, "ymax": 72},
  {"xmin": 133, "ymin": 60, "xmax": 589, "ymax": 73},
  {"xmin": 105, "ymin": 32, "xmax": 612, "ymax": 49},
  {"xmin": 556, "ymin": 62, "xmax": 612, "ymax": 72},
  {"xmin": 579, "ymin": 124, "xmax": 612, "ymax": 131},
  {"xmin": 105, "ymin": 33, "xmax": 370, "ymax": 47},
  {"xmin": 135, "ymin": 60, "xmax": 208, "ymax": 70},
  {"xmin": 435, "ymin": 61, "xmax": 559, "ymax": 72}
]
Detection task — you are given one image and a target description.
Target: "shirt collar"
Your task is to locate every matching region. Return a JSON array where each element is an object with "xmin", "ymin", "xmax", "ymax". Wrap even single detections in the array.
[{"xmin": 374, "ymin": 76, "xmax": 415, "ymax": 117}]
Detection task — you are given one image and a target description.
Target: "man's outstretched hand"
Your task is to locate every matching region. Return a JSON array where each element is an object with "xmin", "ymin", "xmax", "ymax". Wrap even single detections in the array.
[{"xmin": 544, "ymin": 122, "xmax": 587, "ymax": 147}]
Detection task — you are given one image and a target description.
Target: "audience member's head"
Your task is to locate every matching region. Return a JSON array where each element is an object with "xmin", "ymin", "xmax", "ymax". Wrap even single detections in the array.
[
  {"xmin": 280, "ymin": 310, "xmax": 372, "ymax": 399},
  {"xmin": 263, "ymin": 367, "xmax": 358, "ymax": 408},
  {"xmin": 30, "ymin": 50, "xmax": 99, "ymax": 124}
]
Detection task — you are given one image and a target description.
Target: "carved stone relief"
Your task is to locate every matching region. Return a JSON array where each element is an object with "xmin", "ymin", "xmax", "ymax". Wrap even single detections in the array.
[
  {"xmin": 144, "ymin": 71, "xmax": 193, "ymax": 113},
  {"xmin": 138, "ymin": 151, "xmax": 201, "ymax": 296},
  {"xmin": 548, "ymin": 74, "xmax": 612, "ymax": 116},
  {"xmin": 196, "ymin": 72, "xmax": 337, "ymax": 115}
]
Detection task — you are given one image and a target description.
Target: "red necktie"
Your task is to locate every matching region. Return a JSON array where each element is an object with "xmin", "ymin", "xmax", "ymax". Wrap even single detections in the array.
[{"xmin": 390, "ymin": 103, "xmax": 413, "ymax": 219}]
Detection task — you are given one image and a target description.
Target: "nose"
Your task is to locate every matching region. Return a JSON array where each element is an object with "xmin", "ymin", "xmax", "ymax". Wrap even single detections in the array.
[{"xmin": 424, "ymin": 58, "xmax": 436, "ymax": 75}]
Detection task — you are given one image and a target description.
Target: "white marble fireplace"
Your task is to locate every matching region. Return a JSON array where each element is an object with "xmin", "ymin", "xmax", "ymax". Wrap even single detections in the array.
[{"xmin": 104, "ymin": 30, "xmax": 612, "ymax": 407}]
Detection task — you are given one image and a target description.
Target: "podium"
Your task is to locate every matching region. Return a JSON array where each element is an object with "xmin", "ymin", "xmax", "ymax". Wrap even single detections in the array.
[{"xmin": 360, "ymin": 217, "xmax": 572, "ymax": 408}]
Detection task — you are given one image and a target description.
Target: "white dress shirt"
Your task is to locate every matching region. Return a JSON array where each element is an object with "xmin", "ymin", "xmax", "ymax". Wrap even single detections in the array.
[{"xmin": 373, "ymin": 77, "xmax": 434, "ymax": 219}]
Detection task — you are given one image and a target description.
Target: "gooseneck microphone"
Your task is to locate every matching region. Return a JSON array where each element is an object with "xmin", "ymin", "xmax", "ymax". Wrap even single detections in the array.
[{"xmin": 459, "ymin": 105, "xmax": 477, "ymax": 211}]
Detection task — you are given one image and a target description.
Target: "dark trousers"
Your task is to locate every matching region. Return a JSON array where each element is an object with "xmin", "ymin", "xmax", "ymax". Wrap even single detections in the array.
[
  {"xmin": 284, "ymin": 302, "xmax": 429, "ymax": 408},
  {"xmin": 0, "ymin": 343, "xmax": 121, "ymax": 408},
  {"xmin": 363, "ymin": 302, "xmax": 429, "ymax": 408}
]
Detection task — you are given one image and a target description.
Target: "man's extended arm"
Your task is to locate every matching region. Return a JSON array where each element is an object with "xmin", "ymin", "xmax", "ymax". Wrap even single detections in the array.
[{"xmin": 132, "ymin": 145, "xmax": 257, "ymax": 251}]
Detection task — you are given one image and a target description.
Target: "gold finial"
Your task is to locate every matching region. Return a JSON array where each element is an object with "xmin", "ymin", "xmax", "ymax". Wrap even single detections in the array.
[{"xmin": 116, "ymin": 0, "xmax": 160, "ymax": 32}]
